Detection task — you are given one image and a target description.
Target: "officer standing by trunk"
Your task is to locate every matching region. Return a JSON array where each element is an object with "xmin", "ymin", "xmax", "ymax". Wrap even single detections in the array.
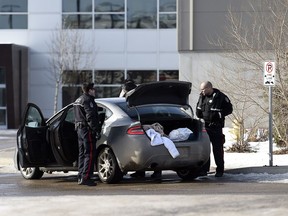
[
  {"xmin": 196, "ymin": 81, "xmax": 233, "ymax": 177},
  {"xmin": 74, "ymin": 83, "xmax": 100, "ymax": 186}
]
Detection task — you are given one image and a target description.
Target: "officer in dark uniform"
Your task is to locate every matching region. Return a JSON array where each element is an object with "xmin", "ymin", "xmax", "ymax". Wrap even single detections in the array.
[
  {"xmin": 74, "ymin": 83, "xmax": 100, "ymax": 186},
  {"xmin": 196, "ymin": 81, "xmax": 233, "ymax": 177}
]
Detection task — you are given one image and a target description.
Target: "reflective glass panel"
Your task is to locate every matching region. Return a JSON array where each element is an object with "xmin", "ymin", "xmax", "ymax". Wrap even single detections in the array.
[
  {"xmin": 0, "ymin": 0, "xmax": 27, "ymax": 12},
  {"xmin": 0, "ymin": 109, "xmax": 6, "ymax": 125},
  {"xmin": 95, "ymin": 0, "xmax": 124, "ymax": 12},
  {"xmin": 26, "ymin": 106, "xmax": 42, "ymax": 127},
  {"xmin": 62, "ymin": 15, "xmax": 92, "ymax": 29},
  {"xmin": 94, "ymin": 14, "xmax": 124, "ymax": 29},
  {"xmin": 62, "ymin": 86, "xmax": 82, "ymax": 107},
  {"xmin": 159, "ymin": 0, "xmax": 176, "ymax": 12},
  {"xmin": 94, "ymin": 70, "xmax": 124, "ymax": 84},
  {"xmin": 0, "ymin": 68, "xmax": 5, "ymax": 84},
  {"xmin": 127, "ymin": 70, "xmax": 157, "ymax": 84},
  {"xmin": 62, "ymin": 86, "xmax": 121, "ymax": 105},
  {"xmin": 0, "ymin": 15, "xmax": 27, "ymax": 29},
  {"xmin": 127, "ymin": 0, "xmax": 157, "ymax": 29},
  {"xmin": 159, "ymin": 70, "xmax": 178, "ymax": 81},
  {"xmin": 95, "ymin": 86, "xmax": 122, "ymax": 98},
  {"xmin": 0, "ymin": 88, "xmax": 6, "ymax": 106},
  {"xmin": 62, "ymin": 70, "xmax": 92, "ymax": 84},
  {"xmin": 159, "ymin": 14, "xmax": 176, "ymax": 28},
  {"xmin": 62, "ymin": 0, "xmax": 92, "ymax": 12}
]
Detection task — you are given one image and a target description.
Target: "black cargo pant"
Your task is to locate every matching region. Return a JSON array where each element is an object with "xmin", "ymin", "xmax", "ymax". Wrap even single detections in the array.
[
  {"xmin": 202, "ymin": 126, "xmax": 224, "ymax": 173},
  {"xmin": 77, "ymin": 127, "xmax": 96, "ymax": 180}
]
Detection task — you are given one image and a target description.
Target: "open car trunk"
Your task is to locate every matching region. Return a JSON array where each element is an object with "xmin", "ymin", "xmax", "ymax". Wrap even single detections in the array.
[
  {"xmin": 126, "ymin": 81, "xmax": 201, "ymax": 142},
  {"xmin": 140, "ymin": 117, "xmax": 202, "ymax": 142}
]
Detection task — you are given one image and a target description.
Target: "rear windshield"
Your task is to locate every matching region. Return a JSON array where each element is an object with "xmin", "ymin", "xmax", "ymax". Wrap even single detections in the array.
[{"xmin": 117, "ymin": 102, "xmax": 192, "ymax": 120}]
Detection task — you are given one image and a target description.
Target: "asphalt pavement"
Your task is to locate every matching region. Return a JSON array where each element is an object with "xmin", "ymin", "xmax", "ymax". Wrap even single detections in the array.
[{"xmin": 0, "ymin": 129, "xmax": 288, "ymax": 175}]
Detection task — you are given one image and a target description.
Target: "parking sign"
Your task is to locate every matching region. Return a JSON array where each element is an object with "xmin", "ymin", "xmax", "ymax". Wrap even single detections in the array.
[{"xmin": 264, "ymin": 61, "xmax": 275, "ymax": 86}]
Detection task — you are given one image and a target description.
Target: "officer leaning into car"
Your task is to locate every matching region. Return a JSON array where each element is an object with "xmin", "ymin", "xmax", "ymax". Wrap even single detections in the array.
[
  {"xmin": 74, "ymin": 83, "xmax": 101, "ymax": 186},
  {"xmin": 196, "ymin": 81, "xmax": 233, "ymax": 178}
]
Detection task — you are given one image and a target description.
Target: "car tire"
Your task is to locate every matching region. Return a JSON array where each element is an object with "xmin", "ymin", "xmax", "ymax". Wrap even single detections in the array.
[
  {"xmin": 97, "ymin": 147, "xmax": 123, "ymax": 184},
  {"xmin": 176, "ymin": 169, "xmax": 200, "ymax": 181},
  {"xmin": 19, "ymin": 161, "xmax": 44, "ymax": 179}
]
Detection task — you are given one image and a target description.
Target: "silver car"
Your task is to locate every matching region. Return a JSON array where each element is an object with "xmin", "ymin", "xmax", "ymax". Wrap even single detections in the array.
[{"xmin": 15, "ymin": 81, "xmax": 210, "ymax": 183}]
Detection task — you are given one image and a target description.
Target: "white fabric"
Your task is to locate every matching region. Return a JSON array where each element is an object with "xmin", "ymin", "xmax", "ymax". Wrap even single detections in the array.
[
  {"xmin": 169, "ymin": 127, "xmax": 193, "ymax": 142},
  {"xmin": 146, "ymin": 128, "xmax": 180, "ymax": 158}
]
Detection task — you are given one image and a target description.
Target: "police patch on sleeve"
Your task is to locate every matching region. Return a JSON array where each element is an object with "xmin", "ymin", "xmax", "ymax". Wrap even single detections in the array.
[{"xmin": 90, "ymin": 102, "xmax": 94, "ymax": 108}]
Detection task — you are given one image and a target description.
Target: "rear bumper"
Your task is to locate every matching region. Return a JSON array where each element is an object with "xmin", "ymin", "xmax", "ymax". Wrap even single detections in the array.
[{"xmin": 113, "ymin": 133, "xmax": 211, "ymax": 172}]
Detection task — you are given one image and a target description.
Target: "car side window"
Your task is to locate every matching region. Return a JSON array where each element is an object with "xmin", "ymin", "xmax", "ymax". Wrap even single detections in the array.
[
  {"xmin": 98, "ymin": 105, "xmax": 112, "ymax": 120},
  {"xmin": 26, "ymin": 106, "xmax": 42, "ymax": 127},
  {"xmin": 65, "ymin": 108, "xmax": 75, "ymax": 123}
]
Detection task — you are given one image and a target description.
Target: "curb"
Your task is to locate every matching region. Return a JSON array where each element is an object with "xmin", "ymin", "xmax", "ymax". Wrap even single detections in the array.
[{"xmin": 226, "ymin": 166, "xmax": 288, "ymax": 175}]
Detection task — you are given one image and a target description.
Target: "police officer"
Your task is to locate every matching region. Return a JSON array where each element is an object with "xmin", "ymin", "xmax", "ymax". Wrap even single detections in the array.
[
  {"xmin": 196, "ymin": 81, "xmax": 233, "ymax": 177},
  {"xmin": 74, "ymin": 83, "xmax": 100, "ymax": 186}
]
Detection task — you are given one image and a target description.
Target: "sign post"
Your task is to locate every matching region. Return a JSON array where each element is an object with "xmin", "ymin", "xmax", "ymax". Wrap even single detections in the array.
[{"xmin": 264, "ymin": 61, "xmax": 275, "ymax": 166}]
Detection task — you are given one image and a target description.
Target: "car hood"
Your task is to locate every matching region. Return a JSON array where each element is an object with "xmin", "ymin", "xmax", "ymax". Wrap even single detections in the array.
[{"xmin": 126, "ymin": 81, "xmax": 192, "ymax": 107}]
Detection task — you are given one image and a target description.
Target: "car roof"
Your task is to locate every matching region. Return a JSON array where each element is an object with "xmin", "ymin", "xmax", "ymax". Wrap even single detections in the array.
[{"xmin": 126, "ymin": 81, "xmax": 192, "ymax": 107}]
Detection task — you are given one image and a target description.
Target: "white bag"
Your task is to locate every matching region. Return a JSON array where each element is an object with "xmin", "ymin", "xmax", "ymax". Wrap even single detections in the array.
[{"xmin": 169, "ymin": 128, "xmax": 193, "ymax": 142}]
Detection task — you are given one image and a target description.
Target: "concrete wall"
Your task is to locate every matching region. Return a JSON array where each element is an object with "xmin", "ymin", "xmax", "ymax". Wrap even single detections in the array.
[{"xmin": 0, "ymin": 0, "xmax": 178, "ymax": 118}]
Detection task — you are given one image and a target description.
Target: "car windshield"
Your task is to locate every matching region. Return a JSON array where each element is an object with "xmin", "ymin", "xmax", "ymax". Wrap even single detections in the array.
[{"xmin": 117, "ymin": 102, "xmax": 192, "ymax": 120}]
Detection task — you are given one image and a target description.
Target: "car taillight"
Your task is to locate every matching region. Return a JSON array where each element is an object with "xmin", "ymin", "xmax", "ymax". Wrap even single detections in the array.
[{"xmin": 127, "ymin": 125, "xmax": 145, "ymax": 135}]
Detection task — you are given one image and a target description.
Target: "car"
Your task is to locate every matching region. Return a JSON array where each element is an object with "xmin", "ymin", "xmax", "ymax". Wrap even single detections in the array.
[{"xmin": 15, "ymin": 81, "xmax": 210, "ymax": 184}]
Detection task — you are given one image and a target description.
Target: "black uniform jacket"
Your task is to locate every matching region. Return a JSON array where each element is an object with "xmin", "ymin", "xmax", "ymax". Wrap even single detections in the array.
[
  {"xmin": 73, "ymin": 93, "xmax": 100, "ymax": 132},
  {"xmin": 196, "ymin": 88, "xmax": 233, "ymax": 128}
]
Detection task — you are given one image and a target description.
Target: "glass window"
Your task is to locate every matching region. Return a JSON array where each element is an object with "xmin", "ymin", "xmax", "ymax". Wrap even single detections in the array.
[
  {"xmin": 94, "ymin": 70, "xmax": 124, "ymax": 84},
  {"xmin": 95, "ymin": 86, "xmax": 122, "ymax": 98},
  {"xmin": 64, "ymin": 107, "xmax": 75, "ymax": 123},
  {"xmin": 62, "ymin": 14, "xmax": 92, "ymax": 29},
  {"xmin": 95, "ymin": 0, "xmax": 124, "ymax": 12},
  {"xmin": 159, "ymin": 0, "xmax": 176, "ymax": 29},
  {"xmin": 0, "ymin": 109, "xmax": 6, "ymax": 126},
  {"xmin": 61, "ymin": 0, "xmax": 176, "ymax": 29},
  {"xmin": 159, "ymin": 0, "xmax": 176, "ymax": 12},
  {"xmin": 62, "ymin": 86, "xmax": 82, "ymax": 107},
  {"xmin": 0, "ymin": 14, "xmax": 27, "ymax": 29},
  {"xmin": 0, "ymin": 68, "xmax": 5, "ymax": 84},
  {"xmin": 127, "ymin": 70, "xmax": 157, "ymax": 84},
  {"xmin": 62, "ymin": 70, "xmax": 93, "ymax": 85},
  {"xmin": 94, "ymin": 0, "xmax": 124, "ymax": 29},
  {"xmin": 0, "ymin": 0, "xmax": 27, "ymax": 12},
  {"xmin": 159, "ymin": 70, "xmax": 178, "ymax": 81},
  {"xmin": 127, "ymin": 0, "xmax": 157, "ymax": 29},
  {"xmin": 94, "ymin": 14, "xmax": 124, "ymax": 29},
  {"xmin": 62, "ymin": 0, "xmax": 92, "ymax": 12},
  {"xmin": 159, "ymin": 14, "xmax": 176, "ymax": 28},
  {"xmin": 0, "ymin": 88, "xmax": 6, "ymax": 106},
  {"xmin": 26, "ymin": 106, "xmax": 42, "ymax": 127},
  {"xmin": 0, "ymin": 0, "xmax": 28, "ymax": 29},
  {"xmin": 62, "ymin": 0, "xmax": 93, "ymax": 29}
]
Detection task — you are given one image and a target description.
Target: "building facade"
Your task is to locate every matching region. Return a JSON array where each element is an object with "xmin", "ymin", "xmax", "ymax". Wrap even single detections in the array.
[
  {"xmin": 177, "ymin": 0, "xmax": 269, "ymax": 128},
  {"xmin": 0, "ymin": 0, "xmax": 179, "ymax": 129}
]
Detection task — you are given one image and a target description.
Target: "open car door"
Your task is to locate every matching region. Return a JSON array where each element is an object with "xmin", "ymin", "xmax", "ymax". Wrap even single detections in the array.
[{"xmin": 17, "ymin": 103, "xmax": 49, "ymax": 167}]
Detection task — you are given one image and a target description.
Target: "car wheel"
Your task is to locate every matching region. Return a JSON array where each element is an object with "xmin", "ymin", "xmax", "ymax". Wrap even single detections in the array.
[
  {"xmin": 97, "ymin": 147, "xmax": 123, "ymax": 184},
  {"xmin": 176, "ymin": 169, "xmax": 200, "ymax": 181},
  {"xmin": 19, "ymin": 162, "xmax": 44, "ymax": 179}
]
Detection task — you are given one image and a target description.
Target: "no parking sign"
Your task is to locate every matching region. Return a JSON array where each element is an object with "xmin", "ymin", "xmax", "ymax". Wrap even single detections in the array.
[{"xmin": 264, "ymin": 61, "xmax": 275, "ymax": 86}]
